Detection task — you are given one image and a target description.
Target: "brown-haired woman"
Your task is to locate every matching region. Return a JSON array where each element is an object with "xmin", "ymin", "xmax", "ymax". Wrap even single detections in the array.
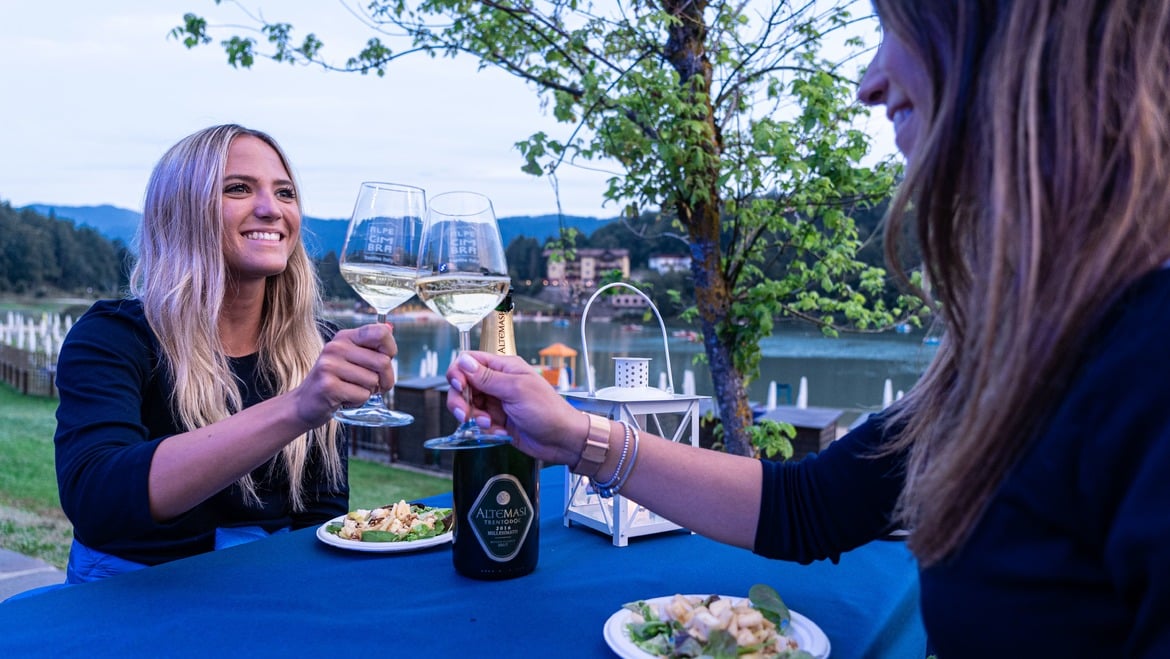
[{"xmin": 443, "ymin": 2, "xmax": 1170, "ymax": 655}]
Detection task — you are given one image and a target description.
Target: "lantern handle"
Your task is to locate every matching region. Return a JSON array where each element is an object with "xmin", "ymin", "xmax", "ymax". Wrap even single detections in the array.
[{"xmin": 580, "ymin": 282, "xmax": 675, "ymax": 396}]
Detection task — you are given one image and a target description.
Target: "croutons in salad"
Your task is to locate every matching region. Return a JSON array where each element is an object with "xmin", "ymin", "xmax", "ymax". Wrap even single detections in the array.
[
  {"xmin": 623, "ymin": 584, "xmax": 815, "ymax": 658},
  {"xmin": 326, "ymin": 501, "xmax": 452, "ymax": 543}
]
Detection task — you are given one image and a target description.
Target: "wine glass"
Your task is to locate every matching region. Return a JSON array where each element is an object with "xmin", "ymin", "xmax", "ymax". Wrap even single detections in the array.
[
  {"xmin": 416, "ymin": 191, "xmax": 512, "ymax": 449},
  {"xmin": 334, "ymin": 182, "xmax": 426, "ymax": 427}
]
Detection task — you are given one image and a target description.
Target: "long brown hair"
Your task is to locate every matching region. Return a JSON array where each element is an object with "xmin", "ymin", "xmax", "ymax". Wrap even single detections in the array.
[
  {"xmin": 130, "ymin": 124, "xmax": 343, "ymax": 510},
  {"xmin": 878, "ymin": 0, "xmax": 1170, "ymax": 565}
]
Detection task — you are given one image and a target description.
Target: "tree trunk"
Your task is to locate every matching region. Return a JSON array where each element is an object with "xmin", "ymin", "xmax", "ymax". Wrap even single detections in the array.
[
  {"xmin": 689, "ymin": 218, "xmax": 754, "ymax": 457},
  {"xmin": 662, "ymin": 0, "xmax": 754, "ymax": 456}
]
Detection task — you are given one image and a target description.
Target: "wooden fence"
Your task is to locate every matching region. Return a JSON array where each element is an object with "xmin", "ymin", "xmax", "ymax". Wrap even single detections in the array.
[
  {"xmin": 0, "ymin": 343, "xmax": 459, "ymax": 472},
  {"xmin": 347, "ymin": 376, "xmax": 458, "ymax": 473},
  {"xmin": 0, "ymin": 345, "xmax": 57, "ymax": 398}
]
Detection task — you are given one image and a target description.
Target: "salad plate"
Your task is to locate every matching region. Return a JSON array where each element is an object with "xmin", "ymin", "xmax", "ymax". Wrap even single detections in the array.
[
  {"xmin": 315, "ymin": 514, "xmax": 453, "ymax": 553},
  {"xmin": 602, "ymin": 594, "xmax": 830, "ymax": 659}
]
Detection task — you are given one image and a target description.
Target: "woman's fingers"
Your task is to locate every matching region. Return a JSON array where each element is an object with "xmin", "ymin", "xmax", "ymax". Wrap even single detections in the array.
[
  {"xmin": 328, "ymin": 324, "xmax": 398, "ymax": 391},
  {"xmin": 445, "ymin": 351, "xmax": 582, "ymax": 463},
  {"xmin": 295, "ymin": 323, "xmax": 401, "ymax": 426}
]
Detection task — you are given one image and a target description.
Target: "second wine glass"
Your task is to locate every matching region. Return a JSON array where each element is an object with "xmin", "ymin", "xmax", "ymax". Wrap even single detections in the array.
[
  {"xmin": 416, "ymin": 191, "xmax": 512, "ymax": 449},
  {"xmin": 335, "ymin": 181, "xmax": 426, "ymax": 427}
]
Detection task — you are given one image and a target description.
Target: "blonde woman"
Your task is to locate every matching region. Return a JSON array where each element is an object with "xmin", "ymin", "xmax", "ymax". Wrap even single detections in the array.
[
  {"xmin": 54, "ymin": 125, "xmax": 397, "ymax": 581},
  {"xmin": 442, "ymin": 1, "xmax": 1170, "ymax": 656}
]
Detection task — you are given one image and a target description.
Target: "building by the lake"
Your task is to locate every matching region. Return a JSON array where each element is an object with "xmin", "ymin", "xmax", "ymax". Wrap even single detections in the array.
[{"xmin": 542, "ymin": 247, "xmax": 637, "ymax": 307}]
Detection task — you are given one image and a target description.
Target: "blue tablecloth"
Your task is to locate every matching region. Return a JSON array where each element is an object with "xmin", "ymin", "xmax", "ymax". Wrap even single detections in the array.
[{"xmin": 0, "ymin": 467, "xmax": 925, "ymax": 658}]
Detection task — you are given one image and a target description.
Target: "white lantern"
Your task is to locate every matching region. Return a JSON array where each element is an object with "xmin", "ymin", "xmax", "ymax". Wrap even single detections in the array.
[{"xmin": 562, "ymin": 283, "xmax": 708, "ymax": 547}]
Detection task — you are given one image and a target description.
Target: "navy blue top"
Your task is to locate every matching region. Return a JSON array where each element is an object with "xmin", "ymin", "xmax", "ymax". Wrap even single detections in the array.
[
  {"xmin": 755, "ymin": 268, "xmax": 1170, "ymax": 657},
  {"xmin": 54, "ymin": 299, "xmax": 348, "ymax": 566}
]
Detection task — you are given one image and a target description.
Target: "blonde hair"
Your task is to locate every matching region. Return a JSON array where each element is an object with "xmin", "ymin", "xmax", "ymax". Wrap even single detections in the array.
[
  {"xmin": 130, "ymin": 124, "xmax": 342, "ymax": 510},
  {"xmin": 877, "ymin": 0, "xmax": 1170, "ymax": 565}
]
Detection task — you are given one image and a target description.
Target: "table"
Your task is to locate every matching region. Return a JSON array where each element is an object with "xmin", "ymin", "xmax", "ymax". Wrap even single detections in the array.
[{"xmin": 0, "ymin": 468, "xmax": 925, "ymax": 658}]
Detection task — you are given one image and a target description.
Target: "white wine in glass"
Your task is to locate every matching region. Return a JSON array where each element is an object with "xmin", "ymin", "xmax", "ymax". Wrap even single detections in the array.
[
  {"xmin": 414, "ymin": 275, "xmax": 511, "ymax": 331},
  {"xmin": 335, "ymin": 181, "xmax": 426, "ymax": 427},
  {"xmin": 416, "ymin": 190, "xmax": 512, "ymax": 449}
]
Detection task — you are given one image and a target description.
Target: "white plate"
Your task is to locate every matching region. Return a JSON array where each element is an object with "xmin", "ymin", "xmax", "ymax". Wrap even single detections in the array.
[
  {"xmin": 315, "ymin": 515, "xmax": 453, "ymax": 553},
  {"xmin": 603, "ymin": 594, "xmax": 830, "ymax": 659}
]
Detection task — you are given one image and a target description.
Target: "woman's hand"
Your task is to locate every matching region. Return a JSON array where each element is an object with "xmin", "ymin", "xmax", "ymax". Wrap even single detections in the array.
[
  {"xmin": 447, "ymin": 350, "xmax": 765, "ymax": 551},
  {"xmin": 446, "ymin": 351, "xmax": 587, "ymax": 466},
  {"xmin": 293, "ymin": 322, "xmax": 398, "ymax": 427}
]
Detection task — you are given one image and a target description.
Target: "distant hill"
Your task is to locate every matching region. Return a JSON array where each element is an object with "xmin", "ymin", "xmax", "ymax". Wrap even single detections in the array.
[
  {"xmin": 25, "ymin": 204, "xmax": 141, "ymax": 246},
  {"xmin": 497, "ymin": 215, "xmax": 617, "ymax": 247},
  {"xmin": 22, "ymin": 204, "xmax": 616, "ymax": 257}
]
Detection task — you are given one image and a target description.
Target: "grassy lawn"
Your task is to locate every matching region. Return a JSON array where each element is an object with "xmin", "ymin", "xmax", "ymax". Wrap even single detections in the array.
[
  {"xmin": 0, "ymin": 383, "xmax": 450, "ymax": 569},
  {"xmin": 0, "ymin": 386, "xmax": 71, "ymax": 568}
]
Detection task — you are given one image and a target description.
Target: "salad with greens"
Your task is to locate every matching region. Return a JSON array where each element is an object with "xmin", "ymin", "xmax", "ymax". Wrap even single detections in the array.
[
  {"xmin": 623, "ymin": 584, "xmax": 816, "ymax": 658},
  {"xmin": 326, "ymin": 501, "xmax": 453, "ymax": 543}
]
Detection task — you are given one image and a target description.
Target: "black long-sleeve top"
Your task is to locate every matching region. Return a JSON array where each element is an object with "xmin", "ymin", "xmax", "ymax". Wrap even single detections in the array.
[
  {"xmin": 54, "ymin": 299, "xmax": 347, "ymax": 566},
  {"xmin": 755, "ymin": 267, "xmax": 1170, "ymax": 657}
]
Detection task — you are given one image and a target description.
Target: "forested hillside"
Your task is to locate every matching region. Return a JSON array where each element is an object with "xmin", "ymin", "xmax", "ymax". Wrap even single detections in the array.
[
  {"xmin": 22, "ymin": 203, "xmax": 618, "ymax": 259},
  {"xmin": 5, "ymin": 197, "xmax": 906, "ymax": 321},
  {"xmin": 0, "ymin": 201, "xmax": 128, "ymax": 296}
]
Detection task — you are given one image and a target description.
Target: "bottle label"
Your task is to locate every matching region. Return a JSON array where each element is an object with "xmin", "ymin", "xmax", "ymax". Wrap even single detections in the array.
[{"xmin": 468, "ymin": 474, "xmax": 534, "ymax": 562}]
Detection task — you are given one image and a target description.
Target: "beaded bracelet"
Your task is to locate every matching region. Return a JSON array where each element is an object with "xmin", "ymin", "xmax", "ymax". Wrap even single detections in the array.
[
  {"xmin": 592, "ymin": 420, "xmax": 631, "ymax": 495},
  {"xmin": 597, "ymin": 424, "xmax": 640, "ymax": 498}
]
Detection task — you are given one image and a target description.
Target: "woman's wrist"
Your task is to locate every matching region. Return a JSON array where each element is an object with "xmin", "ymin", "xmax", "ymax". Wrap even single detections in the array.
[
  {"xmin": 568, "ymin": 412, "xmax": 642, "ymax": 497},
  {"xmin": 593, "ymin": 421, "xmax": 639, "ymax": 498},
  {"xmin": 573, "ymin": 412, "xmax": 619, "ymax": 479}
]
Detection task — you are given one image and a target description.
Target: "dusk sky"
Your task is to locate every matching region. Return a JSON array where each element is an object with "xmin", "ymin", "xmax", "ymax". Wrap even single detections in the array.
[{"xmin": 0, "ymin": 1, "xmax": 891, "ymax": 221}]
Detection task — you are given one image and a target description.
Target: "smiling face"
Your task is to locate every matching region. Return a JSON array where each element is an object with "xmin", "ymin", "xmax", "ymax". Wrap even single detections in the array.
[
  {"xmin": 220, "ymin": 134, "xmax": 301, "ymax": 285},
  {"xmin": 857, "ymin": 27, "xmax": 933, "ymax": 164}
]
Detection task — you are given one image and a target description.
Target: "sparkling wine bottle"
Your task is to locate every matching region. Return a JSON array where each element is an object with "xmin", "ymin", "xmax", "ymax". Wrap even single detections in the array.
[{"xmin": 451, "ymin": 291, "xmax": 540, "ymax": 579}]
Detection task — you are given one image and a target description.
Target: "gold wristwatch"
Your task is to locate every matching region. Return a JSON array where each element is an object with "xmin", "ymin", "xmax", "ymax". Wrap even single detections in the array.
[{"xmin": 578, "ymin": 413, "xmax": 610, "ymax": 477}]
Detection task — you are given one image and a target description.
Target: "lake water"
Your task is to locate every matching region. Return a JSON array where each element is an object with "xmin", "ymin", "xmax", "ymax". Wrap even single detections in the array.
[{"xmin": 363, "ymin": 311, "xmax": 940, "ymax": 418}]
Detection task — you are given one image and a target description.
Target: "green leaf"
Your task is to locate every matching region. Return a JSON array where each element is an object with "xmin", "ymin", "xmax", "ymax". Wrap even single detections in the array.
[
  {"xmin": 702, "ymin": 629, "xmax": 738, "ymax": 658},
  {"xmin": 749, "ymin": 583, "xmax": 791, "ymax": 628},
  {"xmin": 359, "ymin": 530, "xmax": 402, "ymax": 542}
]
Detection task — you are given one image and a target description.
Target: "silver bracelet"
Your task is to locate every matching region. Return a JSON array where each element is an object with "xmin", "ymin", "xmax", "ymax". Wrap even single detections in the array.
[
  {"xmin": 593, "ymin": 421, "xmax": 631, "ymax": 492},
  {"xmin": 597, "ymin": 424, "xmax": 639, "ymax": 498}
]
